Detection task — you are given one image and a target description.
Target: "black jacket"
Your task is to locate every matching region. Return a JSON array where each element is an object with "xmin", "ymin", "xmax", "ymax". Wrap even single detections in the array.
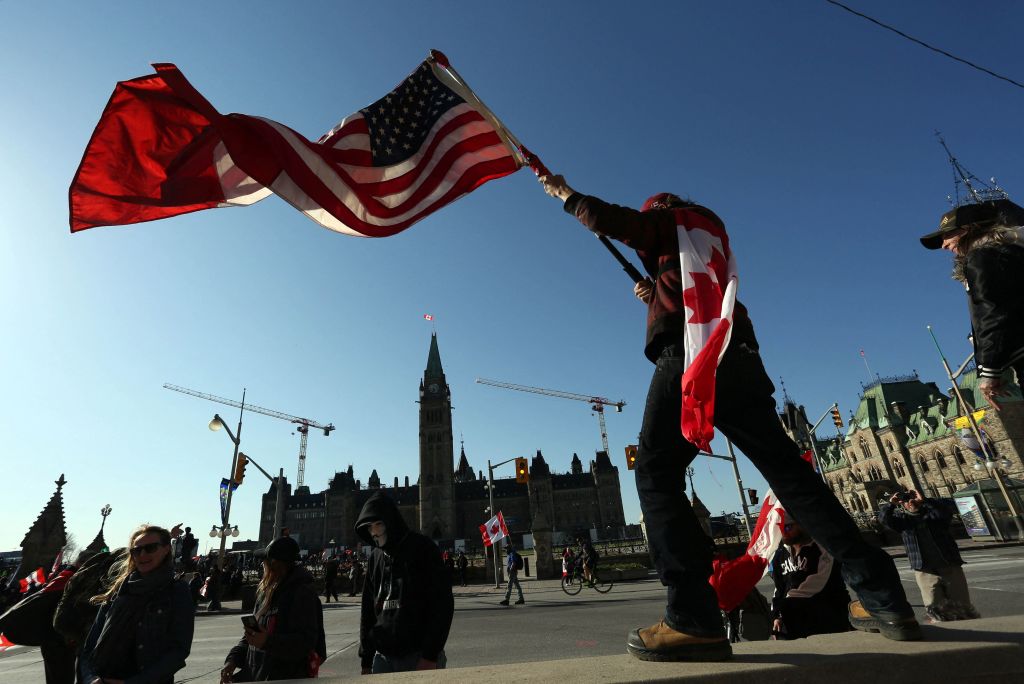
[
  {"xmin": 356, "ymin": 492, "xmax": 454, "ymax": 668},
  {"xmin": 964, "ymin": 243, "xmax": 1024, "ymax": 378},
  {"xmin": 225, "ymin": 565, "xmax": 325, "ymax": 681},
  {"xmin": 770, "ymin": 542, "xmax": 851, "ymax": 639},
  {"xmin": 79, "ymin": 570, "xmax": 194, "ymax": 684}
]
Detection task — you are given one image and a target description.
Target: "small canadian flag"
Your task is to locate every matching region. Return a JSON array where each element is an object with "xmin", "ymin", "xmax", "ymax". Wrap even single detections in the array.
[
  {"xmin": 479, "ymin": 511, "xmax": 509, "ymax": 547},
  {"xmin": 423, "ymin": 314, "xmax": 434, "ymax": 321},
  {"xmin": 18, "ymin": 567, "xmax": 46, "ymax": 594}
]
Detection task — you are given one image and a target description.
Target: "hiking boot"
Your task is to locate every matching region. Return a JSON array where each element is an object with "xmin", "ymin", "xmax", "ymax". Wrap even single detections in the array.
[
  {"xmin": 626, "ymin": 620, "xmax": 731, "ymax": 662},
  {"xmin": 515, "ymin": 598, "xmax": 525, "ymax": 605},
  {"xmin": 499, "ymin": 599, "xmax": 509, "ymax": 606},
  {"xmin": 848, "ymin": 600, "xmax": 922, "ymax": 641}
]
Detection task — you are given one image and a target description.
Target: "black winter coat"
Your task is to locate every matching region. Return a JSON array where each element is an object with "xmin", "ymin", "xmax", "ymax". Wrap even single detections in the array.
[
  {"xmin": 964, "ymin": 242, "xmax": 1024, "ymax": 379},
  {"xmin": 225, "ymin": 565, "xmax": 325, "ymax": 681},
  {"xmin": 356, "ymin": 492, "xmax": 454, "ymax": 669}
]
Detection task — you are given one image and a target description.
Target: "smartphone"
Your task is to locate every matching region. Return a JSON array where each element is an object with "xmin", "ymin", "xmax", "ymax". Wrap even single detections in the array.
[{"xmin": 241, "ymin": 614, "xmax": 260, "ymax": 632}]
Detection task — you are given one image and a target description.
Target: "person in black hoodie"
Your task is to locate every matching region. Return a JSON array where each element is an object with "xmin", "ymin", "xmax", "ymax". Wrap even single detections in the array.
[
  {"xmin": 221, "ymin": 537, "xmax": 326, "ymax": 682},
  {"xmin": 356, "ymin": 492, "xmax": 454, "ymax": 674}
]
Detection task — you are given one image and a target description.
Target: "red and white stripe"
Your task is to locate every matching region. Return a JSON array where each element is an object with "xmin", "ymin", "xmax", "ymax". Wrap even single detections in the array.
[
  {"xmin": 70, "ymin": 59, "xmax": 523, "ymax": 235},
  {"xmin": 18, "ymin": 567, "xmax": 46, "ymax": 594}
]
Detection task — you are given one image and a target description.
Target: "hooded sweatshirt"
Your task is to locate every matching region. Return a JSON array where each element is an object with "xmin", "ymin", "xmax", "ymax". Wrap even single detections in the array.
[{"xmin": 356, "ymin": 492, "xmax": 454, "ymax": 668}]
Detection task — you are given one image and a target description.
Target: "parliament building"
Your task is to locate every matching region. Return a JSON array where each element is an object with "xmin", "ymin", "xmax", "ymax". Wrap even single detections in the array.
[{"xmin": 257, "ymin": 334, "xmax": 626, "ymax": 550}]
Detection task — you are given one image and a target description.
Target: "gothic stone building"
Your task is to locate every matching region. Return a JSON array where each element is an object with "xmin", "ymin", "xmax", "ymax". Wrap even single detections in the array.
[
  {"xmin": 258, "ymin": 334, "xmax": 626, "ymax": 550},
  {"xmin": 808, "ymin": 372, "xmax": 1024, "ymax": 514}
]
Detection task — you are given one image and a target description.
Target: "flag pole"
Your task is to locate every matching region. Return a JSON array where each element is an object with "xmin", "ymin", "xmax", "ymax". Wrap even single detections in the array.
[{"xmin": 428, "ymin": 50, "xmax": 645, "ymax": 285}]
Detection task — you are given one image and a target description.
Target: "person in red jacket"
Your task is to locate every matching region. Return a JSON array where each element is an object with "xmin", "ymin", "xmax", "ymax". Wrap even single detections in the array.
[{"xmin": 540, "ymin": 173, "xmax": 920, "ymax": 662}]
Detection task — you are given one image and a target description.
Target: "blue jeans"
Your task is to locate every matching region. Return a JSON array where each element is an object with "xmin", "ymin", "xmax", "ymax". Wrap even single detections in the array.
[
  {"xmin": 505, "ymin": 573, "xmax": 523, "ymax": 601},
  {"xmin": 636, "ymin": 340, "xmax": 912, "ymax": 637},
  {"xmin": 371, "ymin": 650, "xmax": 447, "ymax": 673}
]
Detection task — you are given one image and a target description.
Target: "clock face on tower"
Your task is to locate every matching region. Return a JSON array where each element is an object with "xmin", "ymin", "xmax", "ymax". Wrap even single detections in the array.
[{"xmin": 428, "ymin": 383, "xmax": 440, "ymax": 395}]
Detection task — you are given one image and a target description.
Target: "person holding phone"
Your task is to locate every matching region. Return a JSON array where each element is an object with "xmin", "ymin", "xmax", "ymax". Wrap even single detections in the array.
[
  {"xmin": 220, "ymin": 537, "xmax": 326, "ymax": 682},
  {"xmin": 78, "ymin": 525, "xmax": 194, "ymax": 684}
]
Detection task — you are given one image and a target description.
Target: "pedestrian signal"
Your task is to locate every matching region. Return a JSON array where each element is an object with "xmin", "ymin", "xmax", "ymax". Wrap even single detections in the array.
[
  {"xmin": 625, "ymin": 445, "xmax": 638, "ymax": 470},
  {"xmin": 515, "ymin": 457, "xmax": 529, "ymax": 484},
  {"xmin": 747, "ymin": 488, "xmax": 758, "ymax": 505},
  {"xmin": 830, "ymin": 405, "xmax": 844, "ymax": 429},
  {"xmin": 234, "ymin": 453, "xmax": 248, "ymax": 485}
]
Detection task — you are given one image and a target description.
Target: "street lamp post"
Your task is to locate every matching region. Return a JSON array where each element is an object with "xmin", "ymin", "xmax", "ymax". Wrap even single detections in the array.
[
  {"xmin": 485, "ymin": 457, "xmax": 519, "ymax": 588},
  {"xmin": 207, "ymin": 389, "xmax": 246, "ymax": 610}
]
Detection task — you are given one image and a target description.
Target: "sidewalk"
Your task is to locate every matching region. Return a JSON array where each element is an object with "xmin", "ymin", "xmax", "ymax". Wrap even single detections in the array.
[
  {"xmin": 296, "ymin": 614, "xmax": 1024, "ymax": 682},
  {"xmin": 881, "ymin": 537, "xmax": 1021, "ymax": 560}
]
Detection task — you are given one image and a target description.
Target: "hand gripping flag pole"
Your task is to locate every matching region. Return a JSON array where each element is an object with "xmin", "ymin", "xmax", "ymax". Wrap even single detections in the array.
[{"xmin": 430, "ymin": 52, "xmax": 645, "ymax": 286}]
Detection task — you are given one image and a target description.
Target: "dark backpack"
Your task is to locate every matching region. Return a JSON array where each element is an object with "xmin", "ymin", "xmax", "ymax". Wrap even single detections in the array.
[{"xmin": 514, "ymin": 553, "xmax": 523, "ymax": 571}]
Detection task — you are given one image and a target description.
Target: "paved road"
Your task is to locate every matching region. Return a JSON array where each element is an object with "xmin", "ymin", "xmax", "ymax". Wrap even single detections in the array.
[{"xmin": 3, "ymin": 545, "xmax": 1022, "ymax": 682}]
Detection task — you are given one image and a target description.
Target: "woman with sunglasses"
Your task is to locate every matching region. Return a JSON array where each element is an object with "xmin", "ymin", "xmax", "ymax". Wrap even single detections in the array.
[{"xmin": 79, "ymin": 525, "xmax": 195, "ymax": 684}]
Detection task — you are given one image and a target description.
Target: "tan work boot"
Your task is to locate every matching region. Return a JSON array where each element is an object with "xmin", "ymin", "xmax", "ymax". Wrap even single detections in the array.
[
  {"xmin": 848, "ymin": 600, "xmax": 923, "ymax": 641},
  {"xmin": 626, "ymin": 620, "xmax": 731, "ymax": 662}
]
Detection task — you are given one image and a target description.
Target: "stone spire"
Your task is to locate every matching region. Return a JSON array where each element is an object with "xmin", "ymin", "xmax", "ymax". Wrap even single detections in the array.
[
  {"xmin": 455, "ymin": 440, "xmax": 476, "ymax": 482},
  {"xmin": 20, "ymin": 474, "xmax": 69, "ymax": 575},
  {"xmin": 570, "ymin": 453, "xmax": 583, "ymax": 475},
  {"xmin": 368, "ymin": 469, "xmax": 381, "ymax": 489}
]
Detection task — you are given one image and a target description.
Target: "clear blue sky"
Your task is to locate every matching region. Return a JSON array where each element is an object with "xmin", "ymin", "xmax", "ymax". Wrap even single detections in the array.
[{"xmin": 2, "ymin": 1, "xmax": 1022, "ymax": 554}]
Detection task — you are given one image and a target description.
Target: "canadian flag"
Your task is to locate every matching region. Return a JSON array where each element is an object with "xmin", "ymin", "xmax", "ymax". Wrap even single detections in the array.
[
  {"xmin": 423, "ymin": 314, "xmax": 434, "ymax": 321},
  {"xmin": 708, "ymin": 491, "xmax": 786, "ymax": 612},
  {"xmin": 674, "ymin": 210, "xmax": 738, "ymax": 452},
  {"xmin": 18, "ymin": 567, "xmax": 46, "ymax": 594},
  {"xmin": 479, "ymin": 512, "xmax": 509, "ymax": 547},
  {"xmin": 0, "ymin": 633, "xmax": 16, "ymax": 651}
]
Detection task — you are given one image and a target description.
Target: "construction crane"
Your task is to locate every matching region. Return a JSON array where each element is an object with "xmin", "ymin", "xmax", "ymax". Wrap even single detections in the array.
[
  {"xmin": 475, "ymin": 378, "xmax": 625, "ymax": 455},
  {"xmin": 164, "ymin": 383, "xmax": 335, "ymax": 488}
]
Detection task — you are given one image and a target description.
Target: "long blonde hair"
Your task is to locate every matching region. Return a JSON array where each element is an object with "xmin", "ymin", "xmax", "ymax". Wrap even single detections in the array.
[
  {"xmin": 255, "ymin": 559, "xmax": 290, "ymax": 618},
  {"xmin": 89, "ymin": 525, "xmax": 171, "ymax": 605}
]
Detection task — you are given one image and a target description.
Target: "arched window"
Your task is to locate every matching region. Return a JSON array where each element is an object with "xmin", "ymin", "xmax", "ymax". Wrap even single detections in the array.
[
  {"xmin": 919, "ymin": 458, "xmax": 929, "ymax": 473},
  {"xmin": 935, "ymin": 451, "xmax": 947, "ymax": 469},
  {"xmin": 859, "ymin": 438, "xmax": 870, "ymax": 459},
  {"xmin": 954, "ymin": 447, "xmax": 966, "ymax": 465},
  {"xmin": 849, "ymin": 450, "xmax": 857, "ymax": 463},
  {"xmin": 886, "ymin": 440, "xmax": 894, "ymax": 452}
]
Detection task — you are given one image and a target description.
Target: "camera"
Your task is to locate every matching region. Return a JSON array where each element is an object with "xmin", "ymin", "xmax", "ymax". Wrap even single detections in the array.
[{"xmin": 892, "ymin": 491, "xmax": 913, "ymax": 503}]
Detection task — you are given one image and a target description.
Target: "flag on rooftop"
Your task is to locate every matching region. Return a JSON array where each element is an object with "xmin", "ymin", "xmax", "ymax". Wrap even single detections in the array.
[
  {"xmin": 423, "ymin": 314, "xmax": 434, "ymax": 321},
  {"xmin": 69, "ymin": 51, "xmax": 524, "ymax": 236}
]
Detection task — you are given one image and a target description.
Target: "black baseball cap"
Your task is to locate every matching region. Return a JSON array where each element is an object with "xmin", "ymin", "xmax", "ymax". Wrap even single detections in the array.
[
  {"xmin": 254, "ymin": 536, "xmax": 300, "ymax": 563},
  {"xmin": 919, "ymin": 199, "xmax": 1024, "ymax": 249}
]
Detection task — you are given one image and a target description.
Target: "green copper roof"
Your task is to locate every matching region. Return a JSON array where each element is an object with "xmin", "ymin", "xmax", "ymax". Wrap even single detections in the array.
[
  {"xmin": 425, "ymin": 333, "xmax": 444, "ymax": 378},
  {"xmin": 846, "ymin": 378, "xmax": 943, "ymax": 435}
]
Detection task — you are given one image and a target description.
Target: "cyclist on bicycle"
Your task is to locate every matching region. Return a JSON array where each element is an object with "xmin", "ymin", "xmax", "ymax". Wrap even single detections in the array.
[{"xmin": 578, "ymin": 537, "xmax": 599, "ymax": 585}]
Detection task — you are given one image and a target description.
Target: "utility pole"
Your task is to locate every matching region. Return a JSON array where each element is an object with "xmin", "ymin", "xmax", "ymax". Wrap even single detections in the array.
[{"xmin": 700, "ymin": 441, "xmax": 752, "ymax": 537}]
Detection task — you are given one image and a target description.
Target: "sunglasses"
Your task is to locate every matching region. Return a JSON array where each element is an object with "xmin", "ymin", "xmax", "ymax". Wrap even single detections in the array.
[{"xmin": 131, "ymin": 542, "xmax": 166, "ymax": 556}]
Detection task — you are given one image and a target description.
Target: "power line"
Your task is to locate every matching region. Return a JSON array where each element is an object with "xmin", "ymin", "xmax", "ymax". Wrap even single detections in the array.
[{"xmin": 824, "ymin": 0, "xmax": 1024, "ymax": 90}]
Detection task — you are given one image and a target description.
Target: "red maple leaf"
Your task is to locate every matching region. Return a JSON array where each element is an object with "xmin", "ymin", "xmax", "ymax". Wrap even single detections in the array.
[{"xmin": 682, "ymin": 272, "xmax": 723, "ymax": 324}]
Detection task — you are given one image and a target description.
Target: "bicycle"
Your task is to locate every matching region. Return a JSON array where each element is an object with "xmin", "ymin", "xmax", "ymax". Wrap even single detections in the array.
[{"xmin": 561, "ymin": 564, "xmax": 613, "ymax": 595}]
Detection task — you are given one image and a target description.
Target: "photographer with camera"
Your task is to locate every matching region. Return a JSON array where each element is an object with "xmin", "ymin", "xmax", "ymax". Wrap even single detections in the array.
[{"xmin": 878, "ymin": 490, "xmax": 979, "ymax": 622}]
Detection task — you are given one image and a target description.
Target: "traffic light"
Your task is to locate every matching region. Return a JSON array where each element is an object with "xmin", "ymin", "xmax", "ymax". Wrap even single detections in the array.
[
  {"xmin": 515, "ymin": 457, "xmax": 529, "ymax": 484},
  {"xmin": 234, "ymin": 453, "xmax": 248, "ymax": 485},
  {"xmin": 747, "ymin": 488, "xmax": 758, "ymax": 505},
  {"xmin": 830, "ymin": 405, "xmax": 844, "ymax": 429},
  {"xmin": 625, "ymin": 444, "xmax": 638, "ymax": 470}
]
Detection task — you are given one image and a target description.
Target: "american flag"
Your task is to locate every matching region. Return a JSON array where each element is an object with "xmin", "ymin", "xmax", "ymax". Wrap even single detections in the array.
[{"xmin": 70, "ymin": 52, "xmax": 524, "ymax": 235}]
